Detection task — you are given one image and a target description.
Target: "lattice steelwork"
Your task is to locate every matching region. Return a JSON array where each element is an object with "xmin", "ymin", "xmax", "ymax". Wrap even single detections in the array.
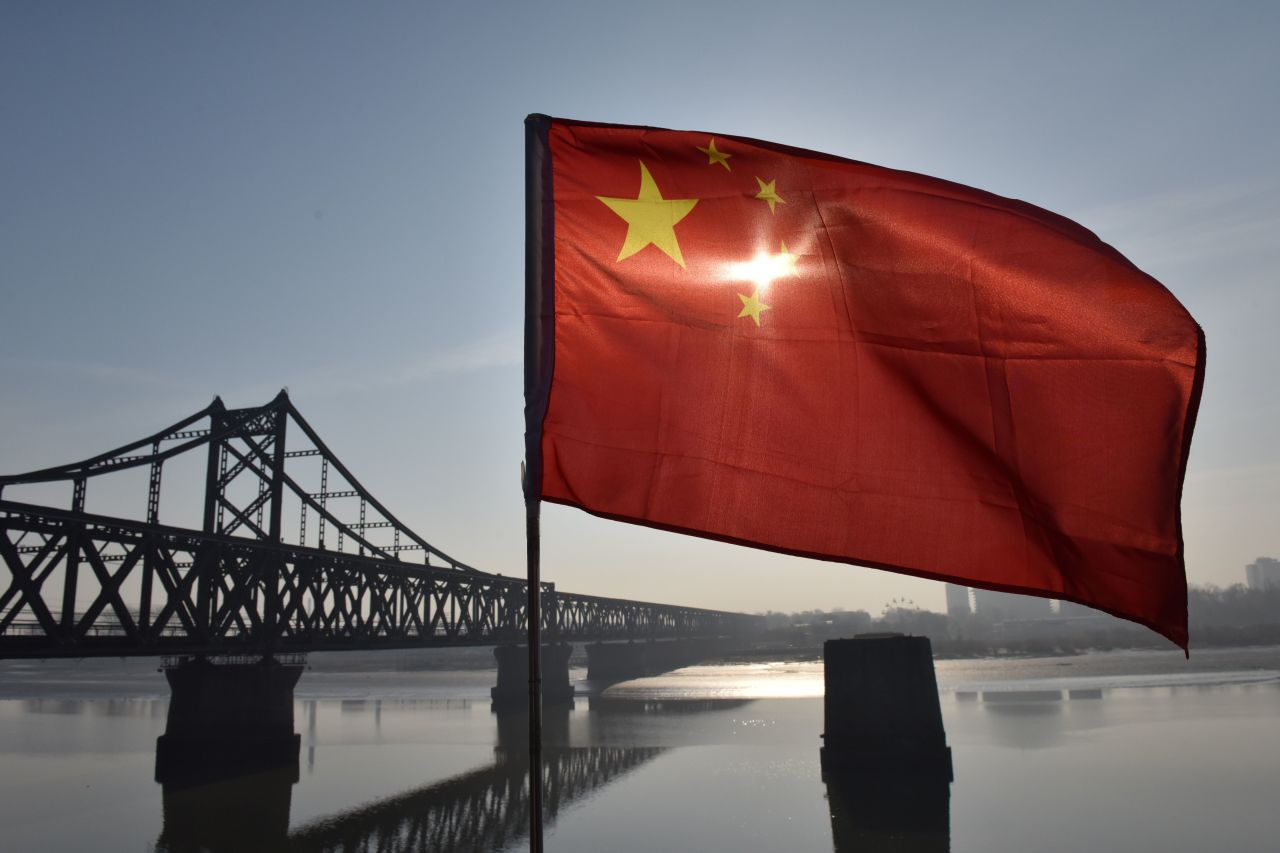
[{"xmin": 0, "ymin": 392, "xmax": 758, "ymax": 657}]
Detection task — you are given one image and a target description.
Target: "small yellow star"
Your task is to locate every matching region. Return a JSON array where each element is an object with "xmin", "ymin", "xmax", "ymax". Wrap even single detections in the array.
[
  {"xmin": 737, "ymin": 290, "xmax": 771, "ymax": 326},
  {"xmin": 755, "ymin": 177, "xmax": 785, "ymax": 214},
  {"xmin": 598, "ymin": 161, "xmax": 699, "ymax": 267},
  {"xmin": 697, "ymin": 138, "xmax": 732, "ymax": 171}
]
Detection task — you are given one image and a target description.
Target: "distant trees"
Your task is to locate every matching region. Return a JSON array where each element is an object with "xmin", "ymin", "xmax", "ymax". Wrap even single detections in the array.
[
  {"xmin": 1188, "ymin": 583, "xmax": 1280, "ymax": 626},
  {"xmin": 759, "ymin": 607, "xmax": 873, "ymax": 647},
  {"xmin": 1187, "ymin": 583, "xmax": 1280, "ymax": 646},
  {"xmin": 752, "ymin": 583, "xmax": 1280, "ymax": 657}
]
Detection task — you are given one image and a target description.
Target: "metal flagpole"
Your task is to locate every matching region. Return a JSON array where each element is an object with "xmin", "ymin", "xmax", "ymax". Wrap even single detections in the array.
[
  {"xmin": 526, "ymin": 495, "xmax": 544, "ymax": 853},
  {"xmin": 523, "ymin": 113, "xmax": 554, "ymax": 853}
]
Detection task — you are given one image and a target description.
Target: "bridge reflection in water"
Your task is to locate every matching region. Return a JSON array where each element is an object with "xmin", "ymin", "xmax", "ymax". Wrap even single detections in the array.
[
  {"xmin": 153, "ymin": 694, "xmax": 952, "ymax": 853},
  {"xmin": 287, "ymin": 747, "xmax": 663, "ymax": 853},
  {"xmin": 155, "ymin": 703, "xmax": 674, "ymax": 853},
  {"xmin": 159, "ymin": 748, "xmax": 665, "ymax": 853}
]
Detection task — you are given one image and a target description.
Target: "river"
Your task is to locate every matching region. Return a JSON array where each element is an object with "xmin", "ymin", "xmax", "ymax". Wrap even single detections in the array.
[{"xmin": 1, "ymin": 646, "xmax": 1277, "ymax": 852}]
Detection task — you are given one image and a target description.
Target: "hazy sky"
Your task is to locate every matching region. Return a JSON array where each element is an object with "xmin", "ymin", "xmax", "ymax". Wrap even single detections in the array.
[{"xmin": 2, "ymin": 1, "xmax": 1277, "ymax": 619}]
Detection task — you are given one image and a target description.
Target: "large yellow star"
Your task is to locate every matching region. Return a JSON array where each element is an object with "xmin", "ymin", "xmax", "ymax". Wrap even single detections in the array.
[
  {"xmin": 598, "ymin": 161, "xmax": 699, "ymax": 267},
  {"xmin": 755, "ymin": 177, "xmax": 785, "ymax": 214},
  {"xmin": 737, "ymin": 290, "xmax": 771, "ymax": 326},
  {"xmin": 697, "ymin": 138, "xmax": 732, "ymax": 171}
]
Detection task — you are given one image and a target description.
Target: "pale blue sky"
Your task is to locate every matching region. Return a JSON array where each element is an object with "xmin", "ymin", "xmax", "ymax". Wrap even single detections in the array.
[{"xmin": 2, "ymin": 1, "xmax": 1277, "ymax": 618}]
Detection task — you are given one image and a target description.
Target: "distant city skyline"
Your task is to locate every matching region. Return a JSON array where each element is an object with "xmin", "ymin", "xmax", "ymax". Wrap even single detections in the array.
[{"xmin": 3, "ymin": 2, "xmax": 1278, "ymax": 624}]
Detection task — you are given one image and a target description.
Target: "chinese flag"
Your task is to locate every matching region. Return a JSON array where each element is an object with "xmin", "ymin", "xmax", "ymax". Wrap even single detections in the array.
[{"xmin": 524, "ymin": 115, "xmax": 1204, "ymax": 649}]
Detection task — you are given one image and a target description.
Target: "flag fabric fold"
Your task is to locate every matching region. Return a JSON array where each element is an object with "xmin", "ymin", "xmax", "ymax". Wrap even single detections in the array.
[{"xmin": 524, "ymin": 115, "xmax": 1204, "ymax": 649}]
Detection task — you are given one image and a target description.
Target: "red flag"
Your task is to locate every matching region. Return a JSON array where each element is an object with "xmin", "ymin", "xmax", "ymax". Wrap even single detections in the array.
[{"xmin": 524, "ymin": 115, "xmax": 1204, "ymax": 649}]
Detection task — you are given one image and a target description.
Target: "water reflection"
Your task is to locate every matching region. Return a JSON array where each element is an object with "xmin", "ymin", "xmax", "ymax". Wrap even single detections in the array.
[
  {"xmin": 288, "ymin": 746, "xmax": 663, "ymax": 853},
  {"xmin": 495, "ymin": 705, "xmax": 572, "ymax": 754},
  {"xmin": 22, "ymin": 696, "xmax": 164, "ymax": 718},
  {"xmin": 964, "ymin": 688, "xmax": 1109, "ymax": 750},
  {"xmin": 157, "ymin": 767, "xmax": 297, "ymax": 853},
  {"xmin": 589, "ymin": 696, "xmax": 755, "ymax": 715},
  {"xmin": 152, "ymin": 696, "xmax": 776, "ymax": 852},
  {"xmin": 979, "ymin": 704, "xmax": 1064, "ymax": 749},
  {"xmin": 824, "ymin": 768, "xmax": 951, "ymax": 853},
  {"xmin": 155, "ymin": 706, "xmax": 665, "ymax": 853}
]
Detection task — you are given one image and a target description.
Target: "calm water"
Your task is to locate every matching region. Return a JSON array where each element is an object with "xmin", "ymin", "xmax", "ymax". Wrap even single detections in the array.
[{"xmin": 1, "ymin": 647, "xmax": 1278, "ymax": 852}]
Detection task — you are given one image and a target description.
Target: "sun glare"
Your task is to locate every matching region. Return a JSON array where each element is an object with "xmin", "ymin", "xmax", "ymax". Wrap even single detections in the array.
[{"xmin": 723, "ymin": 243, "xmax": 799, "ymax": 293}]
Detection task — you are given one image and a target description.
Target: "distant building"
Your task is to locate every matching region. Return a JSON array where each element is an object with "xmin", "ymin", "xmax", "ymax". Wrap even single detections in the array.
[
  {"xmin": 944, "ymin": 584, "xmax": 972, "ymax": 616},
  {"xmin": 972, "ymin": 588, "xmax": 1053, "ymax": 621},
  {"xmin": 1246, "ymin": 557, "xmax": 1280, "ymax": 590}
]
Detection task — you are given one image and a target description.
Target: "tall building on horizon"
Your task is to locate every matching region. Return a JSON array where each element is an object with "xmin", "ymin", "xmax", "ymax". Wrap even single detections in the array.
[
  {"xmin": 944, "ymin": 583, "xmax": 973, "ymax": 616},
  {"xmin": 1246, "ymin": 557, "xmax": 1280, "ymax": 590}
]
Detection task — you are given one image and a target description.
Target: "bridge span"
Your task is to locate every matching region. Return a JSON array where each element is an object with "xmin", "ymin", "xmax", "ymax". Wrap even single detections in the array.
[{"xmin": 0, "ymin": 391, "xmax": 757, "ymax": 660}]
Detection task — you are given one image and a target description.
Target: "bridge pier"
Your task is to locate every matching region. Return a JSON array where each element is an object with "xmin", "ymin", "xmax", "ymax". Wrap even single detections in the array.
[
  {"xmin": 585, "ymin": 641, "xmax": 648, "ymax": 681},
  {"xmin": 586, "ymin": 638, "xmax": 722, "ymax": 682},
  {"xmin": 650, "ymin": 637, "xmax": 722, "ymax": 673},
  {"xmin": 155, "ymin": 656, "xmax": 303, "ymax": 785},
  {"xmin": 820, "ymin": 634, "xmax": 952, "ymax": 779},
  {"xmin": 820, "ymin": 634, "xmax": 952, "ymax": 851},
  {"xmin": 491, "ymin": 643, "xmax": 575, "ymax": 709}
]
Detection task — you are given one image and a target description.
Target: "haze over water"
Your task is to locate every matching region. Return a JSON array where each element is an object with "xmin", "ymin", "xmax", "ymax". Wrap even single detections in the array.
[{"xmin": 1, "ymin": 647, "xmax": 1276, "ymax": 852}]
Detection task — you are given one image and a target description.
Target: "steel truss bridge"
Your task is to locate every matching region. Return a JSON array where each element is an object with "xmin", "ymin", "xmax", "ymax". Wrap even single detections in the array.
[{"xmin": 0, "ymin": 392, "xmax": 756, "ymax": 658}]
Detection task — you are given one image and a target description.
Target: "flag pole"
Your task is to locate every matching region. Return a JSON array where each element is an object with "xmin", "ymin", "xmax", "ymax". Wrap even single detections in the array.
[
  {"xmin": 523, "ymin": 113, "xmax": 554, "ymax": 853},
  {"xmin": 526, "ymin": 497, "xmax": 544, "ymax": 853}
]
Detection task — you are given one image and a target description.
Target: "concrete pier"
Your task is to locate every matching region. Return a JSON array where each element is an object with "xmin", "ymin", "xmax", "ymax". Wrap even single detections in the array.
[
  {"xmin": 155, "ymin": 656, "xmax": 303, "ymax": 785},
  {"xmin": 820, "ymin": 634, "xmax": 952, "ymax": 779},
  {"xmin": 585, "ymin": 641, "xmax": 649, "ymax": 681},
  {"xmin": 586, "ymin": 638, "xmax": 722, "ymax": 682},
  {"xmin": 491, "ymin": 643, "xmax": 575, "ymax": 709}
]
